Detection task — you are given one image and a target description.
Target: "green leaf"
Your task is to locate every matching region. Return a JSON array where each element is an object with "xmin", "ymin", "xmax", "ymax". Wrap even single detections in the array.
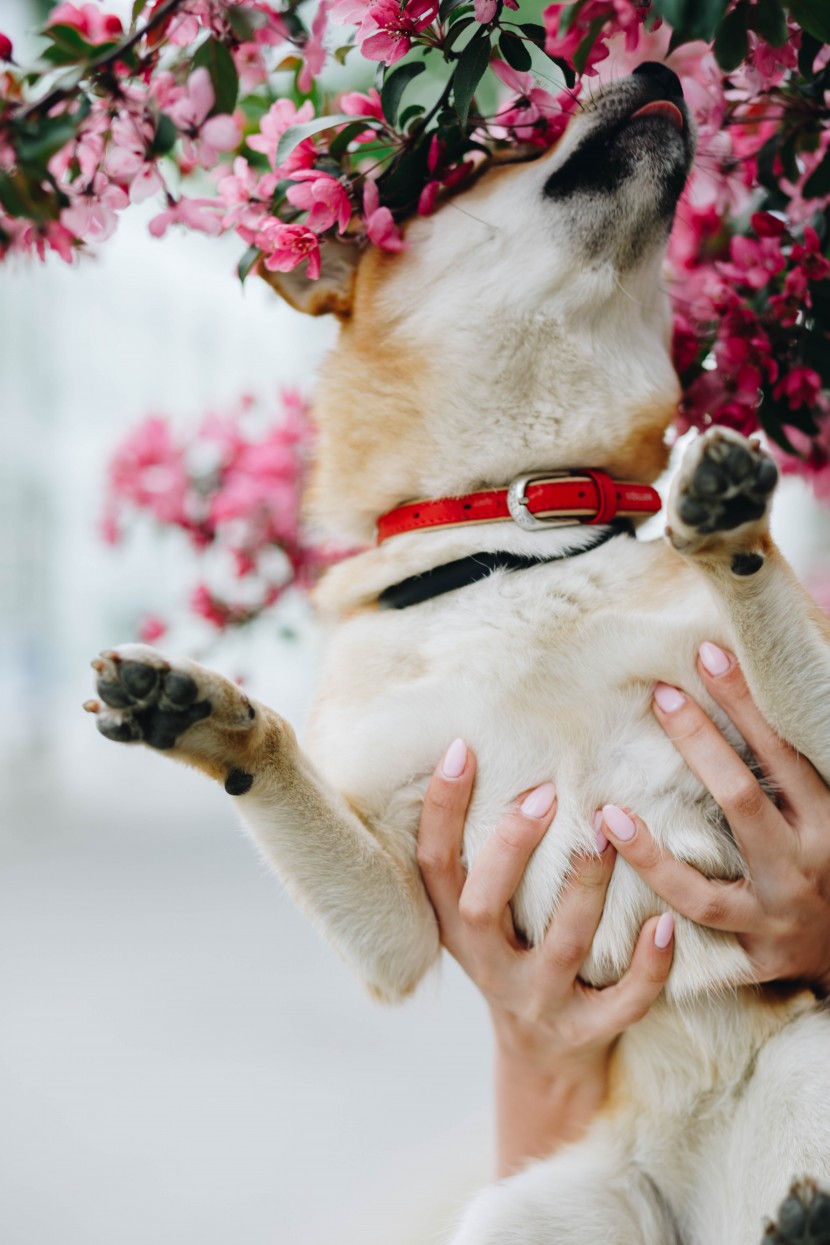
[
  {"xmin": 439, "ymin": 0, "xmax": 470, "ymax": 18},
  {"xmin": 131, "ymin": 0, "xmax": 149, "ymax": 21},
  {"xmin": 14, "ymin": 114, "xmax": 80, "ymax": 166},
  {"xmin": 714, "ymin": 5, "xmax": 749, "ymax": 71},
  {"xmin": 151, "ymin": 113, "xmax": 178, "ymax": 156},
  {"xmin": 399, "ymin": 103, "xmax": 426, "ymax": 129},
  {"xmin": 748, "ymin": 0, "xmax": 788, "ymax": 45},
  {"xmin": 803, "ymin": 148, "xmax": 830, "ymax": 200},
  {"xmin": 226, "ymin": 6, "xmax": 267, "ymax": 40},
  {"xmin": 193, "ymin": 37, "xmax": 239, "ymax": 116},
  {"xmin": 0, "ymin": 170, "xmax": 30, "ymax": 217},
  {"xmin": 380, "ymin": 60, "xmax": 425, "ymax": 127},
  {"xmin": 499, "ymin": 31, "xmax": 532, "ymax": 72},
  {"xmin": 787, "ymin": 0, "xmax": 830, "ymax": 42},
  {"xmin": 756, "ymin": 133, "xmax": 781, "ymax": 192},
  {"xmin": 798, "ymin": 31, "xmax": 822, "ymax": 75},
  {"xmin": 237, "ymin": 244, "xmax": 261, "ymax": 284},
  {"xmin": 444, "ymin": 17, "xmax": 475, "ymax": 51},
  {"xmin": 276, "ymin": 113, "xmax": 378, "ymax": 165},
  {"xmin": 519, "ymin": 22, "xmax": 546, "ymax": 42},
  {"xmin": 328, "ymin": 119, "xmax": 372, "ymax": 156},
  {"xmin": 573, "ymin": 15, "xmax": 605, "ymax": 76},
  {"xmin": 452, "ymin": 33, "xmax": 490, "ymax": 127},
  {"xmin": 780, "ymin": 131, "xmax": 800, "ymax": 182},
  {"xmin": 333, "ymin": 44, "xmax": 353, "ymax": 65}
]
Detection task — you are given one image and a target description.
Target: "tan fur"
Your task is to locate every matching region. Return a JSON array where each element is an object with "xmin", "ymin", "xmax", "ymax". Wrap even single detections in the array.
[{"xmin": 90, "ymin": 72, "xmax": 830, "ymax": 1244}]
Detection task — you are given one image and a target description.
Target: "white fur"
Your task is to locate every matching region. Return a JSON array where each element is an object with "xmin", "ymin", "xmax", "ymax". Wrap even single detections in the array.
[{"xmin": 97, "ymin": 72, "xmax": 830, "ymax": 1242}]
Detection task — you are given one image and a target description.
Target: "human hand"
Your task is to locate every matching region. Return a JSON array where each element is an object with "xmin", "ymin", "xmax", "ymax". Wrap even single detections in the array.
[
  {"xmin": 417, "ymin": 739, "xmax": 674, "ymax": 1172},
  {"xmin": 598, "ymin": 643, "xmax": 830, "ymax": 995}
]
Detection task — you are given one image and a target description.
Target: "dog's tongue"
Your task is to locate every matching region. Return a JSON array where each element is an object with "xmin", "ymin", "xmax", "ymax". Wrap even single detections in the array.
[{"xmin": 630, "ymin": 100, "xmax": 684, "ymax": 131}]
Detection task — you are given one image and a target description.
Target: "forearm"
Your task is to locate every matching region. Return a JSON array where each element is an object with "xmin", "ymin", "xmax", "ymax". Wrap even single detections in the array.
[{"xmin": 492, "ymin": 1016, "xmax": 609, "ymax": 1176}]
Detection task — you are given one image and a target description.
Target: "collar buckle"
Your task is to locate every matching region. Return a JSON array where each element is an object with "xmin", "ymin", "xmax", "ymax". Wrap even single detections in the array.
[{"xmin": 506, "ymin": 472, "xmax": 579, "ymax": 531}]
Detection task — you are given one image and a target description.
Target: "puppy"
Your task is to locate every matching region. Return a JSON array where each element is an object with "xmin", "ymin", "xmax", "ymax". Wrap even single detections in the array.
[{"xmin": 86, "ymin": 62, "xmax": 830, "ymax": 1243}]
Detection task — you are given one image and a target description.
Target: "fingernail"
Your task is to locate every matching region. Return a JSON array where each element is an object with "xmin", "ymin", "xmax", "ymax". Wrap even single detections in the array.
[
  {"xmin": 592, "ymin": 810, "xmax": 608, "ymax": 852},
  {"xmin": 442, "ymin": 738, "xmax": 467, "ymax": 779},
  {"xmin": 520, "ymin": 782, "xmax": 556, "ymax": 818},
  {"xmin": 602, "ymin": 804, "xmax": 635, "ymax": 842},
  {"xmin": 654, "ymin": 683, "xmax": 686, "ymax": 714},
  {"xmin": 699, "ymin": 641, "xmax": 732, "ymax": 677},
  {"xmin": 654, "ymin": 912, "xmax": 674, "ymax": 949}
]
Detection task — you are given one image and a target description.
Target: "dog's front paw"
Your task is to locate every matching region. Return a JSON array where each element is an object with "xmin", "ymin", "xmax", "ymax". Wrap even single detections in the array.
[
  {"xmin": 764, "ymin": 1180, "xmax": 830, "ymax": 1244},
  {"xmin": 667, "ymin": 428, "xmax": 778, "ymax": 560},
  {"xmin": 84, "ymin": 644, "xmax": 254, "ymax": 752}
]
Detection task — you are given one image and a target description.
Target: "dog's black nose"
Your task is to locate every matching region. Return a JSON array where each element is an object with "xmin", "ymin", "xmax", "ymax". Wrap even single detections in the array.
[{"xmin": 632, "ymin": 62, "xmax": 684, "ymax": 100}]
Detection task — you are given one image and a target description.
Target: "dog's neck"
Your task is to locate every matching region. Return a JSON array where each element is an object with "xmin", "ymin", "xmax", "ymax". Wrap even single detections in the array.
[{"xmin": 314, "ymin": 515, "xmax": 643, "ymax": 617}]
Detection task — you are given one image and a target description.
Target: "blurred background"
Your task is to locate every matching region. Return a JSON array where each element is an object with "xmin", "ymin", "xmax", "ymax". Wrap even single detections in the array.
[{"xmin": 3, "ymin": 2, "xmax": 830, "ymax": 1243}]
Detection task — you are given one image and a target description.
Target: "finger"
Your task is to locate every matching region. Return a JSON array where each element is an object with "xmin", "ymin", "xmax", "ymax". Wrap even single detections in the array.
[
  {"xmin": 697, "ymin": 643, "xmax": 827, "ymax": 816},
  {"xmin": 458, "ymin": 783, "xmax": 557, "ymax": 943},
  {"xmin": 417, "ymin": 740, "xmax": 476, "ymax": 935},
  {"xmin": 651, "ymin": 683, "xmax": 790, "ymax": 874},
  {"xmin": 536, "ymin": 844, "xmax": 616, "ymax": 988},
  {"xmin": 584, "ymin": 914, "xmax": 674, "ymax": 1037},
  {"xmin": 600, "ymin": 806, "xmax": 759, "ymax": 933}
]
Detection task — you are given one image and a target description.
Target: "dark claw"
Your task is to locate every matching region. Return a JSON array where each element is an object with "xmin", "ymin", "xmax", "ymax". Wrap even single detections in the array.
[
  {"xmin": 164, "ymin": 671, "xmax": 198, "ymax": 707},
  {"xmin": 121, "ymin": 661, "xmax": 160, "ymax": 700}
]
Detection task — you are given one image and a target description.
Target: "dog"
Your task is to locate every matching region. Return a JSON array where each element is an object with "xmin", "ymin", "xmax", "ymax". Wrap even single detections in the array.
[{"xmin": 85, "ymin": 61, "xmax": 830, "ymax": 1243}]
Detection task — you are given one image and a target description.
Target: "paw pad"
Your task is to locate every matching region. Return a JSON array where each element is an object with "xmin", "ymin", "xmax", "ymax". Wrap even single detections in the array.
[
  {"xmin": 677, "ymin": 434, "xmax": 777, "ymax": 537},
  {"xmin": 90, "ymin": 652, "xmax": 212, "ymax": 751},
  {"xmin": 766, "ymin": 1181, "xmax": 830, "ymax": 1244}
]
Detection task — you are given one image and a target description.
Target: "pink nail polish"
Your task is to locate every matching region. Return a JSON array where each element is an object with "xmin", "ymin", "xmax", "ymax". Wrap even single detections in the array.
[
  {"xmin": 442, "ymin": 738, "xmax": 467, "ymax": 779},
  {"xmin": 699, "ymin": 641, "xmax": 732, "ymax": 678},
  {"xmin": 592, "ymin": 811, "xmax": 608, "ymax": 852},
  {"xmin": 654, "ymin": 683, "xmax": 686, "ymax": 714},
  {"xmin": 520, "ymin": 782, "xmax": 556, "ymax": 818},
  {"xmin": 654, "ymin": 912, "xmax": 674, "ymax": 949},
  {"xmin": 602, "ymin": 804, "xmax": 635, "ymax": 842}
]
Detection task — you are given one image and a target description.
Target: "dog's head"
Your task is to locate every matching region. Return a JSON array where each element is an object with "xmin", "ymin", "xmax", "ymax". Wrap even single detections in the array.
[{"xmin": 269, "ymin": 63, "xmax": 696, "ymax": 543}]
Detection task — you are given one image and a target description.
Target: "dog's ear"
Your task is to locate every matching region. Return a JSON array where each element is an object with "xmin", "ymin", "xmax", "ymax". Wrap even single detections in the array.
[{"xmin": 258, "ymin": 236, "xmax": 362, "ymax": 317}]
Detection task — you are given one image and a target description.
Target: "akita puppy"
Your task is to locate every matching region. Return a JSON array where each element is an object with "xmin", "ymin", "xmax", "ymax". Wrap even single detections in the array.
[{"xmin": 86, "ymin": 63, "xmax": 830, "ymax": 1243}]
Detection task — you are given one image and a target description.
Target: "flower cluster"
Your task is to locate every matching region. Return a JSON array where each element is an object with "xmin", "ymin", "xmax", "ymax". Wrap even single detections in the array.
[
  {"xmin": 1, "ymin": 0, "xmax": 830, "ymax": 630},
  {"xmin": 102, "ymin": 389, "xmax": 338, "ymax": 631}
]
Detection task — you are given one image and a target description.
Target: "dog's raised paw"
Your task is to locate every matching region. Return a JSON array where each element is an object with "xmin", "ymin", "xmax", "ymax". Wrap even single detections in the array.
[
  {"xmin": 764, "ymin": 1181, "xmax": 830, "ymax": 1244},
  {"xmin": 84, "ymin": 644, "xmax": 254, "ymax": 752},
  {"xmin": 667, "ymin": 428, "xmax": 777, "ymax": 554}
]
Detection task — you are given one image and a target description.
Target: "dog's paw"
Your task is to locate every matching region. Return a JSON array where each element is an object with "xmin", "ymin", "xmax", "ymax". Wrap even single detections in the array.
[
  {"xmin": 764, "ymin": 1181, "xmax": 830, "ymax": 1244},
  {"xmin": 667, "ymin": 428, "xmax": 778, "ymax": 558},
  {"xmin": 84, "ymin": 644, "xmax": 255, "ymax": 752}
]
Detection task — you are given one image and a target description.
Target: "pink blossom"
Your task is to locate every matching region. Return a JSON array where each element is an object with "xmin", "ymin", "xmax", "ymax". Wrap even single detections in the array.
[
  {"xmin": 774, "ymin": 368, "xmax": 823, "ymax": 411},
  {"xmin": 357, "ymin": 0, "xmax": 438, "ymax": 65},
  {"xmin": 60, "ymin": 172, "xmax": 129, "ymax": 243},
  {"xmin": 717, "ymin": 234, "xmax": 786, "ymax": 290},
  {"xmin": 107, "ymin": 416, "xmax": 191, "ymax": 527},
  {"xmin": 286, "ymin": 170, "xmax": 353, "ymax": 234},
  {"xmin": 247, "ymin": 98, "xmax": 316, "ymax": 174},
  {"xmin": 164, "ymin": 68, "xmax": 240, "ymax": 167},
  {"xmin": 138, "ymin": 616, "xmax": 167, "ymax": 644},
  {"xmin": 491, "ymin": 58, "xmax": 579, "ymax": 146},
  {"xmin": 338, "ymin": 87, "xmax": 385, "ymax": 143},
  {"xmin": 0, "ymin": 33, "xmax": 14, "ymax": 61},
  {"xmin": 256, "ymin": 220, "xmax": 322, "ymax": 279},
  {"xmin": 362, "ymin": 179, "xmax": 406, "ymax": 251},
  {"xmin": 47, "ymin": 3, "xmax": 123, "ymax": 44},
  {"xmin": 474, "ymin": 0, "xmax": 517, "ymax": 21},
  {"xmin": 106, "ymin": 116, "xmax": 164, "ymax": 203},
  {"xmin": 148, "ymin": 195, "xmax": 224, "ymax": 238},
  {"xmin": 298, "ymin": 0, "xmax": 331, "ymax": 94}
]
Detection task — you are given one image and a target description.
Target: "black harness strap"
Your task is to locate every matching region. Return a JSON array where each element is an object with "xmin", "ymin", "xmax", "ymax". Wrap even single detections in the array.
[{"xmin": 378, "ymin": 521, "xmax": 633, "ymax": 611}]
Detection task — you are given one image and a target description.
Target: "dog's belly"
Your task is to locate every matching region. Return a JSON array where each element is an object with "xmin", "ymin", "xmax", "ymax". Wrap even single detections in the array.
[{"xmin": 307, "ymin": 534, "xmax": 754, "ymax": 999}]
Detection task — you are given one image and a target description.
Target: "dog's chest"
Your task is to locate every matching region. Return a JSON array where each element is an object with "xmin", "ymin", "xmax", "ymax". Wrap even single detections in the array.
[{"xmin": 307, "ymin": 535, "xmax": 746, "ymax": 988}]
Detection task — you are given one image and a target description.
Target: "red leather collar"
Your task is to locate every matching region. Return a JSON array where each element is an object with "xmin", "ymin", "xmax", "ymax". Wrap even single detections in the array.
[{"xmin": 376, "ymin": 469, "xmax": 662, "ymax": 545}]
